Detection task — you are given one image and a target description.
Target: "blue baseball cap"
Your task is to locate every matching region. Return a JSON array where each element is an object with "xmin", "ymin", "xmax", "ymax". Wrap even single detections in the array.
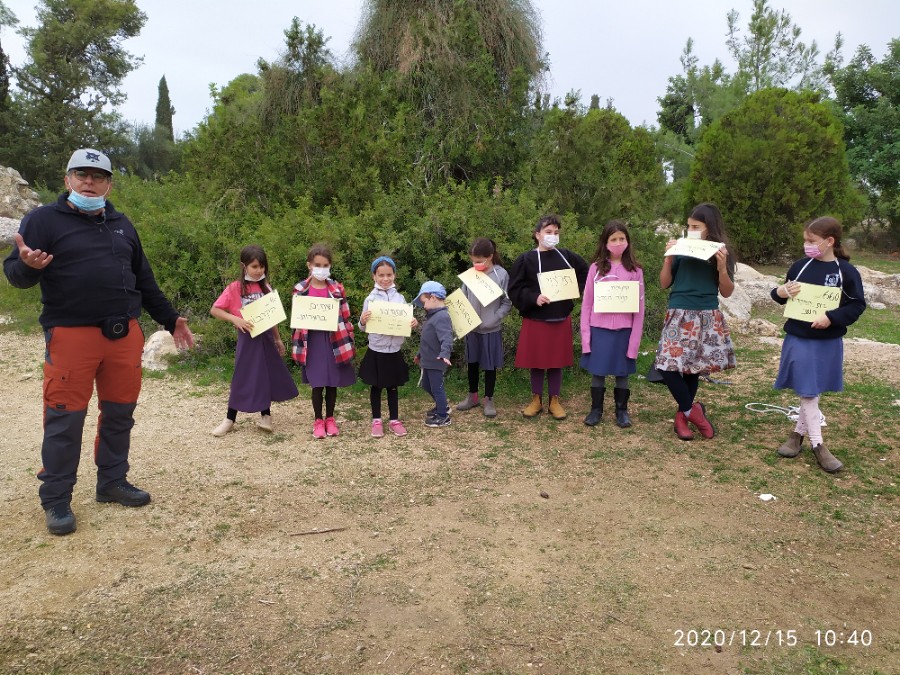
[{"xmin": 413, "ymin": 281, "xmax": 447, "ymax": 306}]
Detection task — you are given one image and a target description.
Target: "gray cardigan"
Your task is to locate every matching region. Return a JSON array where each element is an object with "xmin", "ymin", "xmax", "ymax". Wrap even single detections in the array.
[
  {"xmin": 359, "ymin": 285, "xmax": 409, "ymax": 353},
  {"xmin": 461, "ymin": 265, "xmax": 512, "ymax": 334}
]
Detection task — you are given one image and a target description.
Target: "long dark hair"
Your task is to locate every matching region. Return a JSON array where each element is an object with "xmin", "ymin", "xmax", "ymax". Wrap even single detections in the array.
[
  {"xmin": 470, "ymin": 237, "xmax": 502, "ymax": 266},
  {"xmin": 239, "ymin": 245, "xmax": 272, "ymax": 297},
  {"xmin": 805, "ymin": 216, "xmax": 850, "ymax": 261},
  {"xmin": 689, "ymin": 203, "xmax": 735, "ymax": 276},
  {"xmin": 591, "ymin": 220, "xmax": 641, "ymax": 275}
]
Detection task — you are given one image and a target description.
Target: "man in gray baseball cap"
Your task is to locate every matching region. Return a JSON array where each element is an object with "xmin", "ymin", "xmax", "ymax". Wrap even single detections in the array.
[{"xmin": 4, "ymin": 147, "xmax": 195, "ymax": 536}]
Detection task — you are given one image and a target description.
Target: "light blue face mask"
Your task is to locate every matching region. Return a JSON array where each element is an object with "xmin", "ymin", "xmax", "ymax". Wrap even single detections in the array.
[{"xmin": 68, "ymin": 188, "xmax": 107, "ymax": 212}]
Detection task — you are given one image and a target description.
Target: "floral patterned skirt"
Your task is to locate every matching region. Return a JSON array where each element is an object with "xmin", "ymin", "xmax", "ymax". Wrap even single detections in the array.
[{"xmin": 653, "ymin": 308, "xmax": 736, "ymax": 374}]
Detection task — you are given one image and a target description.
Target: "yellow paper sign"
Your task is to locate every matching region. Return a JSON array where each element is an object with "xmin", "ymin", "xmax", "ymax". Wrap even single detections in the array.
[
  {"xmin": 664, "ymin": 238, "xmax": 724, "ymax": 260},
  {"xmin": 458, "ymin": 268, "xmax": 503, "ymax": 306},
  {"xmin": 290, "ymin": 295, "xmax": 340, "ymax": 331},
  {"xmin": 784, "ymin": 283, "xmax": 842, "ymax": 321},
  {"xmin": 240, "ymin": 289, "xmax": 287, "ymax": 338},
  {"xmin": 366, "ymin": 300, "xmax": 413, "ymax": 337},
  {"xmin": 593, "ymin": 281, "xmax": 640, "ymax": 313},
  {"xmin": 538, "ymin": 268, "xmax": 580, "ymax": 301},
  {"xmin": 444, "ymin": 289, "xmax": 482, "ymax": 338}
]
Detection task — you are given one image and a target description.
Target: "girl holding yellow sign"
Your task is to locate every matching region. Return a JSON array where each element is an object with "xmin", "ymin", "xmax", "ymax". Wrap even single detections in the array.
[
  {"xmin": 770, "ymin": 217, "xmax": 866, "ymax": 473},
  {"xmin": 509, "ymin": 215, "xmax": 588, "ymax": 420},
  {"xmin": 456, "ymin": 238, "xmax": 512, "ymax": 418},
  {"xmin": 654, "ymin": 203, "xmax": 736, "ymax": 441},
  {"xmin": 291, "ymin": 245, "xmax": 356, "ymax": 440},
  {"xmin": 358, "ymin": 256, "xmax": 418, "ymax": 438},
  {"xmin": 209, "ymin": 245, "xmax": 298, "ymax": 437},
  {"xmin": 579, "ymin": 221, "xmax": 645, "ymax": 428}
]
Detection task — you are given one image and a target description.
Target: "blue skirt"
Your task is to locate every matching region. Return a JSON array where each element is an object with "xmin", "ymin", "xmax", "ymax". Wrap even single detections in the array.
[
  {"xmin": 580, "ymin": 327, "xmax": 636, "ymax": 377},
  {"xmin": 774, "ymin": 334, "xmax": 843, "ymax": 396},
  {"xmin": 464, "ymin": 331, "xmax": 504, "ymax": 370}
]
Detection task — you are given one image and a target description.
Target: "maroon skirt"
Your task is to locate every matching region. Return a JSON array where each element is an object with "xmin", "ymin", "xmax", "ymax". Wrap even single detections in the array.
[{"xmin": 514, "ymin": 317, "xmax": 574, "ymax": 369}]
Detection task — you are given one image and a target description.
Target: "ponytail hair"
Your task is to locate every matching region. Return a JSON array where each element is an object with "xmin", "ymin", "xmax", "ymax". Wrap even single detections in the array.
[
  {"xmin": 469, "ymin": 237, "xmax": 502, "ymax": 267},
  {"xmin": 805, "ymin": 217, "xmax": 850, "ymax": 261}
]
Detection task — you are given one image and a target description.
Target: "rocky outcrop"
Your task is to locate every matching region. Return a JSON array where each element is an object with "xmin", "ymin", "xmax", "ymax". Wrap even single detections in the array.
[
  {"xmin": 857, "ymin": 265, "xmax": 900, "ymax": 307},
  {"xmin": 0, "ymin": 167, "xmax": 42, "ymax": 248}
]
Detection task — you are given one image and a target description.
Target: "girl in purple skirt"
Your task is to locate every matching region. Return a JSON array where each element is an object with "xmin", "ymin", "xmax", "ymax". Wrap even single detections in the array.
[
  {"xmin": 291, "ymin": 244, "xmax": 356, "ymax": 439},
  {"xmin": 210, "ymin": 245, "xmax": 298, "ymax": 436}
]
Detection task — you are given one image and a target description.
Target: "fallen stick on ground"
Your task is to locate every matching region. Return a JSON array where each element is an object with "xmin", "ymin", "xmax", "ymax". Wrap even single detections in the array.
[{"xmin": 289, "ymin": 527, "xmax": 348, "ymax": 536}]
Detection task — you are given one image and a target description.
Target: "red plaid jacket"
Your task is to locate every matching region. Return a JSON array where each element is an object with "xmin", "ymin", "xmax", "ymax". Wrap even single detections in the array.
[{"xmin": 290, "ymin": 278, "xmax": 355, "ymax": 365}]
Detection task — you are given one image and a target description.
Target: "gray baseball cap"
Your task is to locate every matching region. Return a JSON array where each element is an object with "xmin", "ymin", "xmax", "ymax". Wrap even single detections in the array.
[{"xmin": 66, "ymin": 148, "xmax": 112, "ymax": 174}]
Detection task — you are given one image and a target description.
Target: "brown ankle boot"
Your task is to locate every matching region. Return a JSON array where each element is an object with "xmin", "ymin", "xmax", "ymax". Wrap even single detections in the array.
[
  {"xmin": 548, "ymin": 395, "xmax": 566, "ymax": 420},
  {"xmin": 522, "ymin": 394, "xmax": 543, "ymax": 418},
  {"xmin": 777, "ymin": 432, "xmax": 804, "ymax": 457},
  {"xmin": 812, "ymin": 443, "xmax": 843, "ymax": 473}
]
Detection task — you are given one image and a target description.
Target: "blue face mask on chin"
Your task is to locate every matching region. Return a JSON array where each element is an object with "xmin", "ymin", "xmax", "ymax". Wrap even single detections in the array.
[{"xmin": 67, "ymin": 187, "xmax": 107, "ymax": 212}]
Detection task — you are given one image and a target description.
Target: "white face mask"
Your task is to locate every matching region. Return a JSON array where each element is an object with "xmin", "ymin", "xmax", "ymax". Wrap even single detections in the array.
[
  {"xmin": 542, "ymin": 234, "xmax": 560, "ymax": 248},
  {"xmin": 686, "ymin": 230, "xmax": 703, "ymax": 240},
  {"xmin": 311, "ymin": 266, "xmax": 331, "ymax": 281},
  {"xmin": 245, "ymin": 273, "xmax": 265, "ymax": 282}
]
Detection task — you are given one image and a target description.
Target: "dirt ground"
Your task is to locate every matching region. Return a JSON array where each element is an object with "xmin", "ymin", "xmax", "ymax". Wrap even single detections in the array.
[{"xmin": 0, "ymin": 330, "xmax": 897, "ymax": 674}]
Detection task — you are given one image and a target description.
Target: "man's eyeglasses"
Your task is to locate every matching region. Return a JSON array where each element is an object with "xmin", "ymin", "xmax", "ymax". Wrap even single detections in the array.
[{"xmin": 71, "ymin": 170, "xmax": 111, "ymax": 182}]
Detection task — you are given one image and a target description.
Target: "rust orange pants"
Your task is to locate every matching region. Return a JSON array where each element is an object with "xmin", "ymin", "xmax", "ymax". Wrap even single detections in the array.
[{"xmin": 38, "ymin": 320, "xmax": 143, "ymax": 508}]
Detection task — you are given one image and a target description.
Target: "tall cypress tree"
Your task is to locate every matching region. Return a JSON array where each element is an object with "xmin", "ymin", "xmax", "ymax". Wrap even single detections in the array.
[{"xmin": 155, "ymin": 74, "xmax": 175, "ymax": 142}]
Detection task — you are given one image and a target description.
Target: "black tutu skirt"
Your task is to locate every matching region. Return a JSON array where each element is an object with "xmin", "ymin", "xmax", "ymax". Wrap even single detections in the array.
[{"xmin": 358, "ymin": 349, "xmax": 410, "ymax": 388}]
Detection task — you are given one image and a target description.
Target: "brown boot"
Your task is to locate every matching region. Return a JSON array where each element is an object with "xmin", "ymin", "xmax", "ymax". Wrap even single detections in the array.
[
  {"xmin": 812, "ymin": 443, "xmax": 843, "ymax": 473},
  {"xmin": 777, "ymin": 432, "xmax": 804, "ymax": 457},
  {"xmin": 522, "ymin": 394, "xmax": 543, "ymax": 418},
  {"xmin": 548, "ymin": 395, "xmax": 566, "ymax": 420}
]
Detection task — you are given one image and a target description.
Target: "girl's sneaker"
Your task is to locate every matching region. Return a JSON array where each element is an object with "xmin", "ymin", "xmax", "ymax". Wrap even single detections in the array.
[
  {"xmin": 313, "ymin": 419, "xmax": 326, "ymax": 439},
  {"xmin": 388, "ymin": 420, "xmax": 408, "ymax": 436},
  {"xmin": 325, "ymin": 417, "xmax": 340, "ymax": 436},
  {"xmin": 371, "ymin": 419, "xmax": 384, "ymax": 438},
  {"xmin": 257, "ymin": 415, "xmax": 273, "ymax": 432}
]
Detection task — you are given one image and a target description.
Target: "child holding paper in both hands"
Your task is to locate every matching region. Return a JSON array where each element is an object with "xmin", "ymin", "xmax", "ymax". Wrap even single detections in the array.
[
  {"xmin": 291, "ymin": 244, "xmax": 355, "ymax": 439},
  {"xmin": 770, "ymin": 217, "xmax": 866, "ymax": 473},
  {"xmin": 358, "ymin": 256, "xmax": 418, "ymax": 438},
  {"xmin": 580, "ymin": 221, "xmax": 645, "ymax": 428},
  {"xmin": 456, "ymin": 238, "xmax": 512, "ymax": 418},
  {"xmin": 210, "ymin": 245, "xmax": 298, "ymax": 437},
  {"xmin": 508, "ymin": 215, "xmax": 588, "ymax": 420},
  {"xmin": 654, "ymin": 203, "xmax": 736, "ymax": 441}
]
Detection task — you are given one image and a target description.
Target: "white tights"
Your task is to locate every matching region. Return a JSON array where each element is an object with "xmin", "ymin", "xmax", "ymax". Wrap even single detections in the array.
[{"xmin": 794, "ymin": 396, "xmax": 823, "ymax": 446}]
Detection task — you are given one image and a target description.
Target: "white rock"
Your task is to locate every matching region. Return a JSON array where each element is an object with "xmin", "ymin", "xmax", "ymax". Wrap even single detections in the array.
[
  {"xmin": 759, "ymin": 493, "xmax": 777, "ymax": 502},
  {"xmin": 869, "ymin": 302, "xmax": 886, "ymax": 310},
  {"xmin": 719, "ymin": 284, "xmax": 752, "ymax": 321},
  {"xmin": 142, "ymin": 330, "xmax": 179, "ymax": 371}
]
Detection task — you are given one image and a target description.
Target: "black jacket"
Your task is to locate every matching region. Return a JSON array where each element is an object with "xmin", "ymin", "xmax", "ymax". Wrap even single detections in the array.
[
  {"xmin": 508, "ymin": 247, "xmax": 589, "ymax": 321},
  {"xmin": 3, "ymin": 193, "xmax": 180, "ymax": 331}
]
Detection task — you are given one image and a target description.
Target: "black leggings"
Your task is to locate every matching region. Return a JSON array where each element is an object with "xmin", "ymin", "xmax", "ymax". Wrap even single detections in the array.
[
  {"xmin": 311, "ymin": 387, "xmax": 337, "ymax": 419},
  {"xmin": 227, "ymin": 407, "xmax": 270, "ymax": 422},
  {"xmin": 659, "ymin": 371, "xmax": 700, "ymax": 413},
  {"xmin": 370, "ymin": 386, "xmax": 399, "ymax": 421},
  {"xmin": 468, "ymin": 363, "xmax": 497, "ymax": 398}
]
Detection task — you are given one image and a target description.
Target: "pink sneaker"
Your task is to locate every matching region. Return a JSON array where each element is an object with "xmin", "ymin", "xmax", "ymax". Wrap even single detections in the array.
[
  {"xmin": 325, "ymin": 417, "xmax": 339, "ymax": 436},
  {"xmin": 388, "ymin": 420, "xmax": 408, "ymax": 437},
  {"xmin": 371, "ymin": 419, "xmax": 384, "ymax": 438},
  {"xmin": 312, "ymin": 419, "xmax": 326, "ymax": 439}
]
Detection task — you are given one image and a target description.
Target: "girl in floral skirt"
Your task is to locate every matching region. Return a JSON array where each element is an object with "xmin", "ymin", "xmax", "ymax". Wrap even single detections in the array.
[{"xmin": 654, "ymin": 203, "xmax": 736, "ymax": 441}]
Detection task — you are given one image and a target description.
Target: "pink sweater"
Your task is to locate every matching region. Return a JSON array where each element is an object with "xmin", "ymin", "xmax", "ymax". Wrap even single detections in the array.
[{"xmin": 580, "ymin": 262, "xmax": 645, "ymax": 359}]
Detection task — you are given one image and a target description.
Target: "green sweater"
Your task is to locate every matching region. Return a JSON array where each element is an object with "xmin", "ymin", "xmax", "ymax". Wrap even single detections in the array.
[{"xmin": 667, "ymin": 256, "xmax": 731, "ymax": 310}]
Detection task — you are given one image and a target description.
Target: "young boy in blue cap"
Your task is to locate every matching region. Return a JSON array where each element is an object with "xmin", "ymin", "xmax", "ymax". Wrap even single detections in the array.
[{"xmin": 413, "ymin": 281, "xmax": 453, "ymax": 427}]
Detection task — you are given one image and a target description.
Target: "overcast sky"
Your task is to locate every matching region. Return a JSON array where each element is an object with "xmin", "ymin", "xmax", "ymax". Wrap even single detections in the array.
[{"xmin": 2, "ymin": 1, "xmax": 898, "ymax": 137}]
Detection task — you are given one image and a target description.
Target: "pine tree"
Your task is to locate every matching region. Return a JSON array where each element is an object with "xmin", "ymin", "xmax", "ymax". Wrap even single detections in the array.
[{"xmin": 155, "ymin": 75, "xmax": 175, "ymax": 142}]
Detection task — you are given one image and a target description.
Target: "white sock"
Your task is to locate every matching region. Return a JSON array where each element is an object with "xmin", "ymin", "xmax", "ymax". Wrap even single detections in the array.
[{"xmin": 800, "ymin": 396, "xmax": 823, "ymax": 446}]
